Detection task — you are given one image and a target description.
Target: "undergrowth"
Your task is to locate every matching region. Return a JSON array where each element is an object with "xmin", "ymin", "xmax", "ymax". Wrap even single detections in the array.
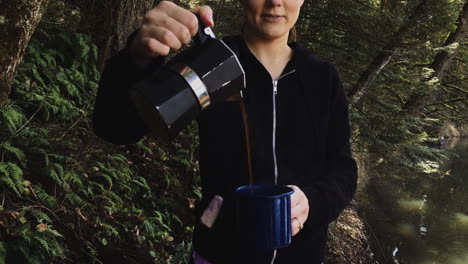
[{"xmin": 0, "ymin": 32, "xmax": 199, "ymax": 264}]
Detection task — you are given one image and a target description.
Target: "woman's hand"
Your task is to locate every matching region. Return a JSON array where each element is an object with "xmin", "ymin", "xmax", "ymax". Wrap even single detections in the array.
[
  {"xmin": 289, "ymin": 185, "xmax": 309, "ymax": 236},
  {"xmin": 130, "ymin": 1, "xmax": 214, "ymax": 62}
]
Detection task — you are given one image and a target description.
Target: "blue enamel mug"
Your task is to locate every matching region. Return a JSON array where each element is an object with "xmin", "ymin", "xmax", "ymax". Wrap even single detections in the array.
[{"xmin": 234, "ymin": 184, "xmax": 294, "ymax": 250}]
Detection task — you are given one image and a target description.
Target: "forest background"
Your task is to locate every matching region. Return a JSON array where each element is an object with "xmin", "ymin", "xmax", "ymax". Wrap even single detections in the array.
[{"xmin": 0, "ymin": 0, "xmax": 466, "ymax": 263}]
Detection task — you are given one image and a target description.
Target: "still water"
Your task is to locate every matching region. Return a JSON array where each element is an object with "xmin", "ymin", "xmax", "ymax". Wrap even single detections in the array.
[{"xmin": 362, "ymin": 138, "xmax": 468, "ymax": 264}]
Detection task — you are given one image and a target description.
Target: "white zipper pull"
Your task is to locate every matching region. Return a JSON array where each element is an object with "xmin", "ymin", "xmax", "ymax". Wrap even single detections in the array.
[{"xmin": 273, "ymin": 80, "xmax": 278, "ymax": 95}]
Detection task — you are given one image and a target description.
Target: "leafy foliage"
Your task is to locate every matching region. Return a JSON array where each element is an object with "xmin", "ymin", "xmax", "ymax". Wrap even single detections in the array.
[
  {"xmin": 0, "ymin": 17, "xmax": 200, "ymax": 262},
  {"xmin": 1, "ymin": 0, "xmax": 466, "ymax": 263}
]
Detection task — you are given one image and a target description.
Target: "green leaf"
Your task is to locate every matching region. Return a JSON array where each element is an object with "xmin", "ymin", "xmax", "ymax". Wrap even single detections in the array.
[
  {"xmin": 0, "ymin": 241, "xmax": 6, "ymax": 264},
  {"xmin": 1, "ymin": 142, "xmax": 26, "ymax": 162}
]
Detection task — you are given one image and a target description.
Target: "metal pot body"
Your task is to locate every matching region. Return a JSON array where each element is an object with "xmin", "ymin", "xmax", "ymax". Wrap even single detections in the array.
[{"xmin": 131, "ymin": 38, "xmax": 245, "ymax": 141}]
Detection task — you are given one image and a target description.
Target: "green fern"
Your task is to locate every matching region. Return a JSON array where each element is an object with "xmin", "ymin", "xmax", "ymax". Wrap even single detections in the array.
[
  {"xmin": 0, "ymin": 174, "xmax": 20, "ymax": 196},
  {"xmin": 142, "ymin": 220, "xmax": 156, "ymax": 237},
  {"xmin": 132, "ymin": 176, "xmax": 150, "ymax": 191},
  {"xmin": 103, "ymin": 190, "xmax": 123, "ymax": 206},
  {"xmin": 26, "ymin": 208, "xmax": 53, "ymax": 223},
  {"xmin": 48, "ymin": 166, "xmax": 63, "ymax": 186},
  {"xmin": 88, "ymin": 181, "xmax": 105, "ymax": 194},
  {"xmin": 0, "ymin": 103, "xmax": 26, "ymax": 134},
  {"xmin": 45, "ymin": 227, "xmax": 63, "ymax": 238},
  {"xmin": 67, "ymin": 172, "xmax": 83, "ymax": 189},
  {"xmin": 108, "ymin": 154, "xmax": 127, "ymax": 163},
  {"xmin": 34, "ymin": 237, "xmax": 50, "ymax": 253},
  {"xmin": 0, "ymin": 240, "xmax": 5, "ymax": 264},
  {"xmin": 65, "ymin": 192, "xmax": 83, "ymax": 206},
  {"xmin": 99, "ymin": 174, "xmax": 113, "ymax": 190},
  {"xmin": 6, "ymin": 162, "xmax": 24, "ymax": 194},
  {"xmin": 35, "ymin": 186, "xmax": 57, "ymax": 208},
  {"xmin": 0, "ymin": 162, "xmax": 23, "ymax": 196},
  {"xmin": 52, "ymin": 163, "xmax": 65, "ymax": 183},
  {"xmin": 48, "ymin": 154, "xmax": 78, "ymax": 166},
  {"xmin": 27, "ymin": 257, "xmax": 41, "ymax": 264},
  {"xmin": 1, "ymin": 142, "xmax": 26, "ymax": 162}
]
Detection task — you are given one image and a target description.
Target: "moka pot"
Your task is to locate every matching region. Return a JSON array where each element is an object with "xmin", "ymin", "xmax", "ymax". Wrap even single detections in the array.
[{"xmin": 130, "ymin": 17, "xmax": 245, "ymax": 141}]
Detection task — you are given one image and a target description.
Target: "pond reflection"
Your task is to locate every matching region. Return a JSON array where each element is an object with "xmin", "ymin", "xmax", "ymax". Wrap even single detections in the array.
[{"xmin": 363, "ymin": 138, "xmax": 468, "ymax": 264}]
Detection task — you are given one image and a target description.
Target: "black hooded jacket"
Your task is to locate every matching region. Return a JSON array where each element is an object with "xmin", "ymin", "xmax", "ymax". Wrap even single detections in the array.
[{"xmin": 93, "ymin": 35, "xmax": 358, "ymax": 264}]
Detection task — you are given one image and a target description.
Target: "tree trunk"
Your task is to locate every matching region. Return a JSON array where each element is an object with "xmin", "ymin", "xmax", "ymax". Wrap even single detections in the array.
[
  {"xmin": 347, "ymin": 0, "xmax": 432, "ymax": 105},
  {"xmin": 404, "ymin": 1, "xmax": 468, "ymax": 115},
  {"xmin": 0, "ymin": 0, "xmax": 51, "ymax": 106},
  {"xmin": 79, "ymin": 0, "xmax": 154, "ymax": 71}
]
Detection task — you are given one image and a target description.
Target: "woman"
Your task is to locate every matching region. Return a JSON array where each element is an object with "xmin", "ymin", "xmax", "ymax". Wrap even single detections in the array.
[{"xmin": 93, "ymin": 0, "xmax": 358, "ymax": 263}]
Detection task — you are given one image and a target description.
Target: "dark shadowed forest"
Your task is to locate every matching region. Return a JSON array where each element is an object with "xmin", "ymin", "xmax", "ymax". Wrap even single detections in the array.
[{"xmin": 0, "ymin": 0, "xmax": 466, "ymax": 263}]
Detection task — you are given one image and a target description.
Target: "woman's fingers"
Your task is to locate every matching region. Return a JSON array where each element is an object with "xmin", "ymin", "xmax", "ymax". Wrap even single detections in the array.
[
  {"xmin": 191, "ymin": 5, "xmax": 214, "ymax": 27},
  {"xmin": 288, "ymin": 185, "xmax": 309, "ymax": 236},
  {"xmin": 291, "ymin": 199, "xmax": 307, "ymax": 236},
  {"xmin": 131, "ymin": 1, "xmax": 214, "ymax": 60},
  {"xmin": 140, "ymin": 36, "xmax": 171, "ymax": 57},
  {"xmin": 291, "ymin": 197, "xmax": 308, "ymax": 218},
  {"xmin": 289, "ymin": 185, "xmax": 305, "ymax": 207},
  {"xmin": 292, "ymin": 217, "xmax": 304, "ymax": 236},
  {"xmin": 163, "ymin": 2, "xmax": 199, "ymax": 36},
  {"xmin": 138, "ymin": 24, "xmax": 182, "ymax": 56}
]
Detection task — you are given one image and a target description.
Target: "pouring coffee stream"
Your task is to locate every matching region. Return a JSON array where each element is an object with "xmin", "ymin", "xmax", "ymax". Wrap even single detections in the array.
[
  {"xmin": 128, "ymin": 14, "xmax": 296, "ymax": 250},
  {"xmin": 240, "ymin": 100, "xmax": 254, "ymax": 193}
]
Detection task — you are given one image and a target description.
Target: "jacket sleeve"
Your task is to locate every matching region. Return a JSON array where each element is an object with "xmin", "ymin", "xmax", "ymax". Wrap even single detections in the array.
[
  {"xmin": 302, "ymin": 64, "xmax": 358, "ymax": 227},
  {"xmin": 92, "ymin": 32, "xmax": 165, "ymax": 145}
]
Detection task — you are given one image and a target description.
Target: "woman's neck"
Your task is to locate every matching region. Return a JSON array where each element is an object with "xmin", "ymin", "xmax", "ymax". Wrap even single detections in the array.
[
  {"xmin": 242, "ymin": 29, "xmax": 293, "ymax": 80},
  {"xmin": 243, "ymin": 29, "xmax": 293, "ymax": 66}
]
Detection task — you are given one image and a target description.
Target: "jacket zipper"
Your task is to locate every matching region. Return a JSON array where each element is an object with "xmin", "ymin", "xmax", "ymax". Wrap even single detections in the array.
[
  {"xmin": 271, "ymin": 69, "xmax": 295, "ymax": 264},
  {"xmin": 272, "ymin": 70, "xmax": 295, "ymax": 185},
  {"xmin": 272, "ymin": 80, "xmax": 279, "ymax": 184}
]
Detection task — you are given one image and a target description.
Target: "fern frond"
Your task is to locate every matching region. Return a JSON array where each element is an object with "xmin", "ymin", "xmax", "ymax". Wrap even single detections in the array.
[
  {"xmin": 48, "ymin": 167, "xmax": 63, "ymax": 186},
  {"xmin": 135, "ymin": 140, "xmax": 153, "ymax": 154},
  {"xmin": 26, "ymin": 208, "xmax": 52, "ymax": 223},
  {"xmin": 52, "ymin": 163, "xmax": 65, "ymax": 179},
  {"xmin": 132, "ymin": 177, "xmax": 150, "ymax": 191},
  {"xmin": 89, "ymin": 181, "xmax": 105, "ymax": 194},
  {"xmin": 34, "ymin": 237, "xmax": 50, "ymax": 253},
  {"xmin": 67, "ymin": 172, "xmax": 83, "ymax": 189},
  {"xmin": 44, "ymin": 154, "xmax": 50, "ymax": 167},
  {"xmin": 1, "ymin": 142, "xmax": 26, "ymax": 162},
  {"xmin": 0, "ymin": 104, "xmax": 26, "ymax": 134},
  {"xmin": 5, "ymin": 162, "xmax": 24, "ymax": 193},
  {"xmin": 103, "ymin": 190, "xmax": 123, "ymax": 206},
  {"xmin": 100, "ymin": 222, "xmax": 119, "ymax": 237},
  {"xmin": 0, "ymin": 163, "xmax": 21, "ymax": 196},
  {"xmin": 26, "ymin": 255, "xmax": 41, "ymax": 264},
  {"xmin": 108, "ymin": 154, "xmax": 127, "ymax": 163},
  {"xmin": 143, "ymin": 220, "xmax": 155, "ymax": 236},
  {"xmin": 45, "ymin": 227, "xmax": 63, "ymax": 238},
  {"xmin": 100, "ymin": 174, "xmax": 113, "ymax": 190},
  {"xmin": 48, "ymin": 153, "xmax": 78, "ymax": 166},
  {"xmin": 95, "ymin": 195, "xmax": 115, "ymax": 207},
  {"xmin": 35, "ymin": 186, "xmax": 57, "ymax": 208},
  {"xmin": 0, "ymin": 240, "xmax": 5, "ymax": 264},
  {"xmin": 65, "ymin": 192, "xmax": 83, "ymax": 206}
]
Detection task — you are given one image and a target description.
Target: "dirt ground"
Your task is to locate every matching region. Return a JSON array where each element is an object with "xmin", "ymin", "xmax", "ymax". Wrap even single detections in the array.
[
  {"xmin": 324, "ymin": 153, "xmax": 376, "ymax": 264},
  {"xmin": 325, "ymin": 206, "xmax": 376, "ymax": 264}
]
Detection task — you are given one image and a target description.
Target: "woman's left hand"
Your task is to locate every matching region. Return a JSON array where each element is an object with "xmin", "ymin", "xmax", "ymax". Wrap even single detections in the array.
[{"xmin": 288, "ymin": 185, "xmax": 309, "ymax": 236}]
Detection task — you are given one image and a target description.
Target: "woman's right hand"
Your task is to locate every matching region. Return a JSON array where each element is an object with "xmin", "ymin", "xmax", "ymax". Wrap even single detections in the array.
[{"xmin": 130, "ymin": 1, "xmax": 214, "ymax": 62}]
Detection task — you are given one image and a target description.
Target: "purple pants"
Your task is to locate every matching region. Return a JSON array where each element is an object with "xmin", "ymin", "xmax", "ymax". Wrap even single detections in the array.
[
  {"xmin": 193, "ymin": 251, "xmax": 213, "ymax": 264},
  {"xmin": 193, "ymin": 251, "xmax": 324, "ymax": 264}
]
